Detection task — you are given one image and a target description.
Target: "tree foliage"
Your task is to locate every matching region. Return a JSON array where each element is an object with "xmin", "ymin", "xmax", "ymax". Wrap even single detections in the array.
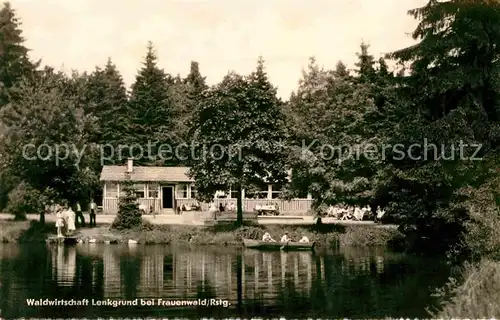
[
  {"xmin": 286, "ymin": 51, "xmax": 395, "ymax": 212},
  {"xmin": 0, "ymin": 1, "xmax": 498, "ymax": 258},
  {"xmin": 380, "ymin": 0, "xmax": 500, "ymax": 254},
  {"xmin": 189, "ymin": 58, "xmax": 288, "ymax": 225},
  {"xmin": 86, "ymin": 58, "xmax": 130, "ymax": 152},
  {"xmin": 111, "ymin": 179, "xmax": 142, "ymax": 230},
  {"xmin": 0, "ymin": 69, "xmax": 99, "ymax": 205},
  {"xmin": 0, "ymin": 2, "xmax": 39, "ymax": 107},
  {"xmin": 129, "ymin": 42, "xmax": 175, "ymax": 165}
]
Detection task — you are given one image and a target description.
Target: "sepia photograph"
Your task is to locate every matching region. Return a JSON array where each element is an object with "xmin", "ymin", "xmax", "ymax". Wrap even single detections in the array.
[{"xmin": 0, "ymin": 0, "xmax": 499, "ymax": 318}]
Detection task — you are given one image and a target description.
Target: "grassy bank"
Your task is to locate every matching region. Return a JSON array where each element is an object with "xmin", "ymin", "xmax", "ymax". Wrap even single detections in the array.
[
  {"xmin": 432, "ymin": 260, "xmax": 500, "ymax": 318},
  {"xmin": 115, "ymin": 222, "xmax": 399, "ymax": 247},
  {"xmin": 0, "ymin": 219, "xmax": 55, "ymax": 243},
  {"xmin": 0, "ymin": 219, "xmax": 399, "ymax": 247},
  {"xmin": 431, "ymin": 180, "xmax": 500, "ymax": 318}
]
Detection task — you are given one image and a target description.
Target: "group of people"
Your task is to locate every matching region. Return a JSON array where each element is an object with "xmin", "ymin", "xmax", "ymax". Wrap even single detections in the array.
[
  {"xmin": 262, "ymin": 232, "xmax": 310, "ymax": 243},
  {"xmin": 53, "ymin": 203, "xmax": 76, "ymax": 238},
  {"xmin": 208, "ymin": 202, "xmax": 236, "ymax": 213},
  {"xmin": 176, "ymin": 201, "xmax": 202, "ymax": 214},
  {"xmin": 326, "ymin": 205, "xmax": 386, "ymax": 221},
  {"xmin": 50, "ymin": 200, "xmax": 98, "ymax": 238}
]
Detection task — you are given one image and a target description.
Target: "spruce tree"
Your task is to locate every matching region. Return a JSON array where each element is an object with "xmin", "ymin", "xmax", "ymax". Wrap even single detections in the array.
[
  {"xmin": 354, "ymin": 42, "xmax": 376, "ymax": 83},
  {"xmin": 111, "ymin": 179, "xmax": 142, "ymax": 230},
  {"xmin": 382, "ymin": 0, "xmax": 500, "ymax": 254},
  {"xmin": 169, "ymin": 61, "xmax": 207, "ymax": 151},
  {"xmin": 377, "ymin": 57, "xmax": 391, "ymax": 79},
  {"xmin": 0, "ymin": 2, "xmax": 38, "ymax": 107},
  {"xmin": 184, "ymin": 61, "xmax": 207, "ymax": 96},
  {"xmin": 333, "ymin": 60, "xmax": 350, "ymax": 78},
  {"xmin": 129, "ymin": 42, "xmax": 174, "ymax": 165},
  {"xmin": 86, "ymin": 58, "xmax": 130, "ymax": 158}
]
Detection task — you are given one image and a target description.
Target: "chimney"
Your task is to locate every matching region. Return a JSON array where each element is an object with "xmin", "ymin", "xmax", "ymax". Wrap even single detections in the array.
[{"xmin": 127, "ymin": 158, "xmax": 133, "ymax": 173}]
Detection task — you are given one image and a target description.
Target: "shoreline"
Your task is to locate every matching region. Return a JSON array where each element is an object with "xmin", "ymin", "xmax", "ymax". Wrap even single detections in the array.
[{"xmin": 0, "ymin": 218, "xmax": 400, "ymax": 248}]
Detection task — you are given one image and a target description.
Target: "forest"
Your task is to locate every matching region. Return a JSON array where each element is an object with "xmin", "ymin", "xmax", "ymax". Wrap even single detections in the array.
[{"xmin": 0, "ymin": 0, "xmax": 499, "ymax": 263}]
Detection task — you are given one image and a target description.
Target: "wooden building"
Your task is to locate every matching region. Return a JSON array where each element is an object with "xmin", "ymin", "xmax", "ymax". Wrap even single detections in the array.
[{"xmin": 99, "ymin": 159, "xmax": 312, "ymax": 214}]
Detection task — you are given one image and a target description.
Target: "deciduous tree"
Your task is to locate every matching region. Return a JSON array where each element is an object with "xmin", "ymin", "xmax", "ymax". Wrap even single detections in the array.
[
  {"xmin": 0, "ymin": 70, "xmax": 99, "ymax": 221},
  {"xmin": 189, "ymin": 58, "xmax": 288, "ymax": 226}
]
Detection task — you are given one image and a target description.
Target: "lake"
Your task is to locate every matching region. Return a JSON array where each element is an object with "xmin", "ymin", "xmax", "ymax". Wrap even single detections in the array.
[{"xmin": 0, "ymin": 243, "xmax": 450, "ymax": 318}]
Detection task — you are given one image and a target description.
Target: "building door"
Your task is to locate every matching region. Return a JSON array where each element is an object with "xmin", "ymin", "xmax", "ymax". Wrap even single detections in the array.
[{"xmin": 162, "ymin": 187, "xmax": 174, "ymax": 209}]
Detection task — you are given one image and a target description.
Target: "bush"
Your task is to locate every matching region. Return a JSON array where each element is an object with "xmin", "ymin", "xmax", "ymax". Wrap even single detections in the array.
[
  {"xmin": 110, "ymin": 180, "xmax": 142, "ymax": 230},
  {"xmin": 6, "ymin": 182, "xmax": 47, "ymax": 220},
  {"xmin": 431, "ymin": 260, "xmax": 500, "ymax": 318},
  {"xmin": 461, "ymin": 178, "xmax": 500, "ymax": 261}
]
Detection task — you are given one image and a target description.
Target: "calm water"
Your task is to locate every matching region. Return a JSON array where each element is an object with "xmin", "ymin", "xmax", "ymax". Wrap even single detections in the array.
[{"xmin": 0, "ymin": 243, "xmax": 450, "ymax": 319}]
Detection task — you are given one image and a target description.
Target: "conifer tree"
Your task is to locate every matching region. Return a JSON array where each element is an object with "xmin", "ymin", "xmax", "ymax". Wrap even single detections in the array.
[
  {"xmin": 184, "ymin": 61, "xmax": 207, "ymax": 96},
  {"xmin": 111, "ymin": 179, "xmax": 142, "ymax": 230},
  {"xmin": 383, "ymin": 0, "xmax": 500, "ymax": 254},
  {"xmin": 129, "ymin": 42, "xmax": 174, "ymax": 165},
  {"xmin": 169, "ymin": 61, "xmax": 208, "ymax": 150},
  {"xmin": 377, "ymin": 57, "xmax": 391, "ymax": 79},
  {"xmin": 354, "ymin": 42, "xmax": 376, "ymax": 83},
  {"xmin": 333, "ymin": 60, "xmax": 350, "ymax": 78},
  {"xmin": 86, "ymin": 58, "xmax": 130, "ymax": 158},
  {"xmin": 0, "ymin": 2, "xmax": 38, "ymax": 107}
]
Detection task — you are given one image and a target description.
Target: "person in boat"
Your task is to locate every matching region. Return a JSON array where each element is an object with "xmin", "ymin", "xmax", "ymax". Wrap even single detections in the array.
[
  {"xmin": 262, "ymin": 232, "xmax": 276, "ymax": 242},
  {"xmin": 299, "ymin": 235, "xmax": 310, "ymax": 243},
  {"xmin": 280, "ymin": 232, "xmax": 291, "ymax": 243}
]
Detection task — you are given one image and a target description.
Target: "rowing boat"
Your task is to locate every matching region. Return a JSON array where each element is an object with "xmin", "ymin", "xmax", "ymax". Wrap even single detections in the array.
[{"xmin": 243, "ymin": 239, "xmax": 315, "ymax": 251}]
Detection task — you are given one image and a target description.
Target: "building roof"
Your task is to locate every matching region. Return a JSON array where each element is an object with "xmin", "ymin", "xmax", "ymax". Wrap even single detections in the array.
[{"xmin": 100, "ymin": 165, "xmax": 193, "ymax": 182}]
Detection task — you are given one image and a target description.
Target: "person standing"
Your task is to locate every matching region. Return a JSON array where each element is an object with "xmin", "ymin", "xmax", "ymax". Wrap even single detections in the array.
[
  {"xmin": 75, "ymin": 201, "xmax": 85, "ymax": 227},
  {"xmin": 89, "ymin": 200, "xmax": 97, "ymax": 227},
  {"xmin": 65, "ymin": 204, "xmax": 76, "ymax": 235}
]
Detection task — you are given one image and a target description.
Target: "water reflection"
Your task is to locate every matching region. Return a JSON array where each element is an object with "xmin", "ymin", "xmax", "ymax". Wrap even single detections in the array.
[
  {"xmin": 51, "ymin": 245, "xmax": 76, "ymax": 286},
  {"xmin": 0, "ymin": 244, "xmax": 450, "ymax": 318}
]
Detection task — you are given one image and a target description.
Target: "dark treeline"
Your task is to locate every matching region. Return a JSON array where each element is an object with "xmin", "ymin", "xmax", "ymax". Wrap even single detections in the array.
[{"xmin": 0, "ymin": 1, "xmax": 499, "ymax": 258}]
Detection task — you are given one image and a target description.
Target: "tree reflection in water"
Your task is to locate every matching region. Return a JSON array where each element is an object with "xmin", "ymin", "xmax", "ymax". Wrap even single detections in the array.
[{"xmin": 0, "ymin": 243, "xmax": 451, "ymax": 319}]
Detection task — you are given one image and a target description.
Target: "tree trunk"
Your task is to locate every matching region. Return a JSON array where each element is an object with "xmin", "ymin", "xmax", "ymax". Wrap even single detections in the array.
[
  {"xmin": 40, "ymin": 211, "xmax": 45, "ymax": 225},
  {"xmin": 236, "ymin": 186, "xmax": 243, "ymax": 227}
]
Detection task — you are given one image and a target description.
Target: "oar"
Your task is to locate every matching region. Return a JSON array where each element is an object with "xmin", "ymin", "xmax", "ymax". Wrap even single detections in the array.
[{"xmin": 280, "ymin": 240, "xmax": 289, "ymax": 251}]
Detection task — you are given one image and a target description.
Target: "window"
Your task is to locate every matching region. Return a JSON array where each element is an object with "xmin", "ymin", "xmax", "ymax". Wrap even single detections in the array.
[
  {"xmin": 105, "ymin": 183, "xmax": 118, "ymax": 198},
  {"xmin": 133, "ymin": 184, "xmax": 145, "ymax": 198},
  {"xmin": 230, "ymin": 189, "xmax": 239, "ymax": 199},
  {"xmin": 148, "ymin": 184, "xmax": 159, "ymax": 198},
  {"xmin": 176, "ymin": 184, "xmax": 188, "ymax": 199},
  {"xmin": 190, "ymin": 185, "xmax": 197, "ymax": 199},
  {"xmin": 271, "ymin": 184, "xmax": 282, "ymax": 199}
]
